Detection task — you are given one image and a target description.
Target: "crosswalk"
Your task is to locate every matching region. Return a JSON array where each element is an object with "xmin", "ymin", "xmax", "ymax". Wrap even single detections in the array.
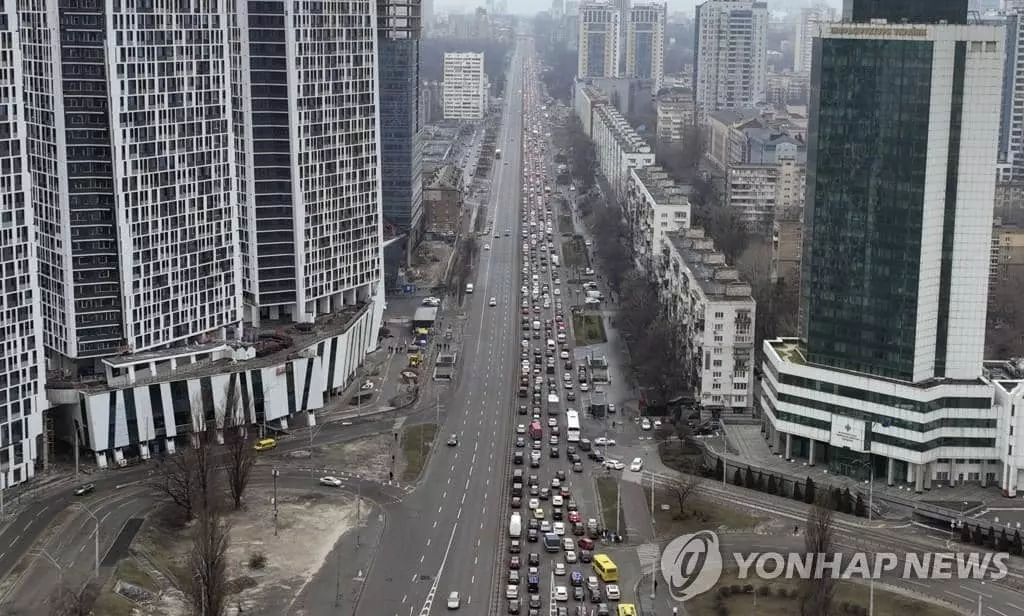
[{"xmin": 637, "ymin": 543, "xmax": 660, "ymax": 574}]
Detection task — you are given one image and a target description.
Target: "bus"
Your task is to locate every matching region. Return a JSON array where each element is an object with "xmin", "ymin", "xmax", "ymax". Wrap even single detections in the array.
[
  {"xmin": 592, "ymin": 554, "xmax": 618, "ymax": 582},
  {"xmin": 565, "ymin": 410, "xmax": 581, "ymax": 443}
]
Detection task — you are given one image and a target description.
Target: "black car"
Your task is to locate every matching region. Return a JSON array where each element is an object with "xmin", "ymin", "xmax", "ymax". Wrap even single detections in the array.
[
  {"xmin": 589, "ymin": 588, "xmax": 601, "ymax": 603},
  {"xmin": 552, "ymin": 507, "xmax": 563, "ymax": 520},
  {"xmin": 555, "ymin": 470, "xmax": 567, "ymax": 480},
  {"xmin": 508, "ymin": 599, "xmax": 520, "ymax": 614},
  {"xmin": 566, "ymin": 391, "xmax": 576, "ymax": 401},
  {"xmin": 573, "ymin": 586, "xmax": 585, "ymax": 601},
  {"xmin": 511, "ymin": 497, "xmax": 522, "ymax": 509},
  {"xmin": 529, "ymin": 595, "xmax": 543, "ymax": 609},
  {"xmin": 516, "ymin": 437, "xmax": 526, "ymax": 448},
  {"xmin": 528, "ymin": 518, "xmax": 540, "ymax": 530},
  {"xmin": 527, "ymin": 528, "xmax": 539, "ymax": 542},
  {"xmin": 579, "ymin": 550, "xmax": 592, "ymax": 563},
  {"xmin": 514, "ymin": 451, "xmax": 524, "ymax": 465},
  {"xmin": 579, "ymin": 439, "xmax": 592, "ymax": 451},
  {"xmin": 528, "ymin": 552, "xmax": 540, "ymax": 566},
  {"xmin": 549, "ymin": 448, "xmax": 560, "ymax": 458},
  {"xmin": 510, "ymin": 539, "xmax": 521, "ymax": 553},
  {"xmin": 519, "ymin": 405, "xmax": 528, "ymax": 415}
]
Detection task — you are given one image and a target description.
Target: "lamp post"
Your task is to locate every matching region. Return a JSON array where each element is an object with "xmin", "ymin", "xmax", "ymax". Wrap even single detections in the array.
[
  {"xmin": 32, "ymin": 549, "xmax": 63, "ymax": 587},
  {"xmin": 272, "ymin": 468, "xmax": 280, "ymax": 537},
  {"xmin": 72, "ymin": 502, "xmax": 101, "ymax": 576},
  {"xmin": 852, "ymin": 458, "xmax": 875, "ymax": 616}
]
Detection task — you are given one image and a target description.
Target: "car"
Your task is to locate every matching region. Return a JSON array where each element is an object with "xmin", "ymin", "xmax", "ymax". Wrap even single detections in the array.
[
  {"xmin": 510, "ymin": 539, "xmax": 522, "ymax": 553},
  {"xmin": 604, "ymin": 584, "xmax": 620, "ymax": 600},
  {"xmin": 641, "ymin": 418, "xmax": 652, "ymax": 431},
  {"xmin": 548, "ymin": 417, "xmax": 558, "ymax": 428},
  {"xmin": 447, "ymin": 434, "xmax": 459, "ymax": 447},
  {"xmin": 552, "ymin": 494, "xmax": 563, "ymax": 506},
  {"xmin": 540, "ymin": 520, "xmax": 552, "ymax": 532},
  {"xmin": 528, "ymin": 552, "xmax": 540, "ymax": 566},
  {"xmin": 319, "ymin": 476, "xmax": 343, "ymax": 487},
  {"xmin": 568, "ymin": 511, "xmax": 582, "ymax": 524},
  {"xmin": 603, "ymin": 459, "xmax": 625, "ymax": 471},
  {"xmin": 579, "ymin": 550, "xmax": 593, "ymax": 563},
  {"xmin": 553, "ymin": 522, "xmax": 566, "ymax": 535},
  {"xmin": 507, "ymin": 599, "xmax": 520, "ymax": 614},
  {"xmin": 515, "ymin": 436, "xmax": 526, "ymax": 448},
  {"xmin": 485, "ymin": 244, "xmax": 491, "ymax": 250},
  {"xmin": 422, "ymin": 296, "xmax": 442, "ymax": 307},
  {"xmin": 506, "ymin": 585, "xmax": 519, "ymax": 600},
  {"xmin": 517, "ymin": 424, "xmax": 527, "ymax": 434},
  {"xmin": 254, "ymin": 438, "xmax": 277, "ymax": 452},
  {"xmin": 554, "ymin": 586, "xmax": 569, "ymax": 602},
  {"xmin": 512, "ymin": 496, "xmax": 522, "ymax": 509},
  {"xmin": 578, "ymin": 537, "xmax": 595, "ymax": 551},
  {"xmin": 74, "ymin": 483, "xmax": 95, "ymax": 496},
  {"xmin": 447, "ymin": 591, "xmax": 461, "ymax": 609},
  {"xmin": 528, "ymin": 497, "xmax": 540, "ymax": 509},
  {"xmin": 573, "ymin": 586, "xmax": 585, "ymax": 602},
  {"xmin": 565, "ymin": 550, "xmax": 577, "ymax": 563},
  {"xmin": 529, "ymin": 595, "xmax": 543, "ymax": 609},
  {"xmin": 587, "ymin": 575, "xmax": 600, "ymax": 591},
  {"xmin": 554, "ymin": 562, "xmax": 567, "ymax": 576},
  {"xmin": 510, "ymin": 555, "xmax": 521, "ymax": 570},
  {"xmin": 490, "ymin": 297, "xmax": 498, "ymax": 307},
  {"xmin": 593, "ymin": 437, "xmax": 615, "ymax": 447},
  {"xmin": 534, "ymin": 507, "xmax": 545, "ymax": 520},
  {"xmin": 629, "ymin": 457, "xmax": 644, "ymax": 472}
]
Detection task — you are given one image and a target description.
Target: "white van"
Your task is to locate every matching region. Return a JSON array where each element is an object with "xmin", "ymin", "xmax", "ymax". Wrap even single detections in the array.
[
  {"xmin": 532, "ymin": 320, "xmax": 541, "ymax": 331},
  {"xmin": 546, "ymin": 339, "xmax": 556, "ymax": 351},
  {"xmin": 465, "ymin": 283, "xmax": 474, "ymax": 294}
]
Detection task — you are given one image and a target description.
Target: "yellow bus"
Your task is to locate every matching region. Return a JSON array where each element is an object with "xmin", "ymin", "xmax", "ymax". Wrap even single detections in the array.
[
  {"xmin": 617, "ymin": 605, "xmax": 638, "ymax": 616},
  {"xmin": 592, "ymin": 554, "xmax": 618, "ymax": 582}
]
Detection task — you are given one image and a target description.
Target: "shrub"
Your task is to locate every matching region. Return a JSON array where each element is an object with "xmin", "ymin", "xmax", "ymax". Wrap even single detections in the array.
[
  {"xmin": 729, "ymin": 584, "xmax": 742, "ymax": 595},
  {"xmin": 248, "ymin": 551, "xmax": 268, "ymax": 569},
  {"xmin": 756, "ymin": 585, "xmax": 772, "ymax": 597},
  {"xmin": 719, "ymin": 586, "xmax": 732, "ymax": 597},
  {"xmin": 742, "ymin": 584, "xmax": 754, "ymax": 594}
]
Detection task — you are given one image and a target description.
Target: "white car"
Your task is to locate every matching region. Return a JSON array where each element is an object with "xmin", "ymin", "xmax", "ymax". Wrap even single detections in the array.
[
  {"xmin": 490, "ymin": 297, "xmax": 497, "ymax": 307},
  {"xmin": 552, "ymin": 494, "xmax": 564, "ymax": 506},
  {"xmin": 554, "ymin": 563, "xmax": 567, "ymax": 576},
  {"xmin": 654, "ymin": 419, "xmax": 663, "ymax": 429},
  {"xmin": 604, "ymin": 459, "xmax": 625, "ymax": 471},
  {"xmin": 560, "ymin": 350, "xmax": 569, "ymax": 359},
  {"xmin": 593, "ymin": 437, "xmax": 615, "ymax": 447},
  {"xmin": 554, "ymin": 586, "xmax": 568, "ymax": 602},
  {"xmin": 517, "ymin": 424, "xmax": 527, "ymax": 434},
  {"xmin": 540, "ymin": 520, "xmax": 552, "ymax": 532},
  {"xmin": 506, "ymin": 585, "xmax": 518, "ymax": 600},
  {"xmin": 528, "ymin": 497, "xmax": 540, "ymax": 510},
  {"xmin": 629, "ymin": 458, "xmax": 644, "ymax": 472},
  {"xmin": 553, "ymin": 288, "xmax": 561, "ymax": 296},
  {"xmin": 319, "ymin": 476, "xmax": 343, "ymax": 487},
  {"xmin": 548, "ymin": 417, "xmax": 557, "ymax": 428},
  {"xmin": 641, "ymin": 418, "xmax": 652, "ymax": 431},
  {"xmin": 553, "ymin": 522, "xmax": 566, "ymax": 535},
  {"xmin": 565, "ymin": 550, "xmax": 577, "ymax": 563},
  {"xmin": 484, "ymin": 244, "xmax": 490, "ymax": 250},
  {"xmin": 605, "ymin": 584, "xmax": 620, "ymax": 600},
  {"xmin": 422, "ymin": 296, "xmax": 441, "ymax": 307},
  {"xmin": 447, "ymin": 591, "xmax": 461, "ymax": 609}
]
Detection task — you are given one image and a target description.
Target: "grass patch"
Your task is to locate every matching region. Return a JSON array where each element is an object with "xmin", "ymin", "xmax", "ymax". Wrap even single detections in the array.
[
  {"xmin": 92, "ymin": 586, "xmax": 137, "ymax": 616},
  {"xmin": 561, "ymin": 239, "xmax": 588, "ymax": 268},
  {"xmin": 595, "ymin": 476, "xmax": 628, "ymax": 540},
  {"xmin": 690, "ymin": 569, "xmax": 959, "ymax": 616},
  {"xmin": 572, "ymin": 313, "xmax": 607, "ymax": 346},
  {"xmin": 115, "ymin": 558, "xmax": 159, "ymax": 592},
  {"xmin": 401, "ymin": 423, "xmax": 438, "ymax": 482},
  {"xmin": 646, "ymin": 488, "xmax": 761, "ymax": 536},
  {"xmin": 559, "ymin": 214, "xmax": 575, "ymax": 235}
]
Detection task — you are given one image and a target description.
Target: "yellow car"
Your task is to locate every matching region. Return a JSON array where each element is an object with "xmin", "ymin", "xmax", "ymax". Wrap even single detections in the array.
[{"xmin": 254, "ymin": 438, "xmax": 277, "ymax": 452}]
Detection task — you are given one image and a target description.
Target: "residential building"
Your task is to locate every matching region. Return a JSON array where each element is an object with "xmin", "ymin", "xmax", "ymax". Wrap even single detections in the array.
[
  {"xmin": 655, "ymin": 87, "xmax": 696, "ymax": 145},
  {"xmin": 725, "ymin": 164, "xmax": 776, "ymax": 232},
  {"xmin": 21, "ymin": 0, "xmax": 243, "ymax": 375},
  {"xmin": 990, "ymin": 220, "xmax": 1024, "ymax": 290},
  {"xmin": 745, "ymin": 129, "xmax": 806, "ymax": 165},
  {"xmin": 0, "ymin": 10, "xmax": 45, "ymax": 488},
  {"xmin": 774, "ymin": 152, "xmax": 806, "ymax": 212},
  {"xmin": 578, "ymin": 2, "xmax": 621, "ymax": 79},
  {"xmin": 793, "ymin": 4, "xmax": 835, "ymax": 76},
  {"xmin": 765, "ymin": 71, "xmax": 809, "ymax": 108},
  {"xmin": 574, "ymin": 81, "xmax": 612, "ymax": 137},
  {"xmin": 657, "ymin": 229, "xmax": 756, "ymax": 414},
  {"xmin": 693, "ymin": 0, "xmax": 768, "ymax": 114},
  {"xmin": 443, "ymin": 52, "xmax": 488, "ymax": 121},
  {"xmin": 378, "ymin": 0, "xmax": 425, "ymax": 241},
  {"xmin": 625, "ymin": 3, "xmax": 667, "ymax": 91},
  {"xmin": 591, "ymin": 105, "xmax": 655, "ymax": 199},
  {"xmin": 38, "ymin": 0, "xmax": 387, "ymax": 470},
  {"xmin": 703, "ymin": 109, "xmax": 763, "ymax": 172},
  {"xmin": 625, "ymin": 167, "xmax": 692, "ymax": 270},
  {"xmin": 770, "ymin": 208, "xmax": 803, "ymax": 287},
  {"xmin": 422, "ymin": 164, "xmax": 465, "ymax": 240},
  {"xmin": 761, "ymin": 4, "xmax": 1012, "ymax": 492}
]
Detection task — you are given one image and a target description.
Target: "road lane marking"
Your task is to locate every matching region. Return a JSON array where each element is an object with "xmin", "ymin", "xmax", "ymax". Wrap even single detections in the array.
[
  {"xmin": 433, "ymin": 521, "xmax": 437, "ymax": 529},
  {"xmin": 420, "ymin": 555, "xmax": 425, "ymax": 563},
  {"xmin": 426, "ymin": 538, "xmax": 431, "ymax": 546},
  {"xmin": 442, "ymin": 491, "xmax": 447, "ymax": 499},
  {"xmin": 457, "ymin": 507, "xmax": 462, "ymax": 518},
  {"xmin": 461, "ymin": 493, "xmax": 466, "ymax": 504},
  {"xmin": 438, "ymin": 506, "xmax": 442, "ymax": 513},
  {"xmin": 990, "ymin": 609, "xmax": 1010, "ymax": 616},
  {"xmin": 402, "ymin": 594, "xmax": 407, "ymax": 603}
]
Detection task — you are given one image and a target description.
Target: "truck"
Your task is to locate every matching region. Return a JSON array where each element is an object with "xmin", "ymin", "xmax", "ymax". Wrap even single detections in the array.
[
  {"xmin": 547, "ymin": 393, "xmax": 560, "ymax": 414},
  {"xmin": 510, "ymin": 512, "xmax": 522, "ymax": 538},
  {"xmin": 586, "ymin": 289, "xmax": 604, "ymax": 300}
]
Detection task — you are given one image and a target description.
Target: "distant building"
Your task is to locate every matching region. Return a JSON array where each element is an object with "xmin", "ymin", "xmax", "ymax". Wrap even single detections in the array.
[
  {"xmin": 657, "ymin": 229, "xmax": 756, "ymax": 415},
  {"xmin": 443, "ymin": 52, "xmax": 488, "ymax": 120},
  {"xmin": 693, "ymin": 0, "xmax": 768, "ymax": 114},
  {"xmin": 578, "ymin": 2, "xmax": 621, "ymax": 79},
  {"xmin": 990, "ymin": 220, "xmax": 1024, "ymax": 299},
  {"xmin": 655, "ymin": 88, "xmax": 696, "ymax": 145},
  {"xmin": 793, "ymin": 4, "xmax": 835, "ymax": 76},
  {"xmin": 625, "ymin": 3, "xmax": 667, "ymax": 91}
]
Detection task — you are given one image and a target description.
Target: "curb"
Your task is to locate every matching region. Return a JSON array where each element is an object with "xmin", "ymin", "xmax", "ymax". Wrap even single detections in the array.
[{"xmin": 350, "ymin": 501, "xmax": 387, "ymax": 615}]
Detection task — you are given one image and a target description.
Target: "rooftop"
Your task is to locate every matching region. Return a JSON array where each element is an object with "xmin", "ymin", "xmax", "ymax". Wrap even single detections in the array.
[
  {"xmin": 983, "ymin": 359, "xmax": 1024, "ymax": 383},
  {"xmin": 596, "ymin": 105, "xmax": 650, "ymax": 153},
  {"xmin": 709, "ymin": 108, "xmax": 762, "ymax": 127},
  {"xmin": 427, "ymin": 164, "xmax": 464, "ymax": 191},
  {"xmin": 48, "ymin": 302, "xmax": 372, "ymax": 393},
  {"xmin": 633, "ymin": 166, "xmax": 690, "ymax": 207},
  {"xmin": 664, "ymin": 229, "xmax": 753, "ymax": 302}
]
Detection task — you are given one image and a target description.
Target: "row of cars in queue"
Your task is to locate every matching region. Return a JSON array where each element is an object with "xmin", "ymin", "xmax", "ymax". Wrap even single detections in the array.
[{"xmin": 492, "ymin": 52, "xmax": 637, "ymax": 616}]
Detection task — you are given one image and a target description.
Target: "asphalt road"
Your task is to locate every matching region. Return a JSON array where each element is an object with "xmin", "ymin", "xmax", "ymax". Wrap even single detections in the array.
[{"xmin": 356, "ymin": 40, "xmax": 527, "ymax": 616}]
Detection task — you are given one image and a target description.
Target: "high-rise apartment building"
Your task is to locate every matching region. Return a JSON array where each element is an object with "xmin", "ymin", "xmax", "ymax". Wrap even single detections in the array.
[
  {"xmin": 578, "ymin": 2, "xmax": 621, "ymax": 79},
  {"xmin": 0, "ymin": 7, "xmax": 45, "ymax": 488},
  {"xmin": 761, "ymin": 0, "xmax": 1007, "ymax": 490},
  {"xmin": 625, "ymin": 3, "xmax": 666, "ymax": 91},
  {"xmin": 443, "ymin": 52, "xmax": 488, "ymax": 120},
  {"xmin": 232, "ymin": 0, "xmax": 383, "ymax": 326},
  {"xmin": 21, "ymin": 0, "xmax": 243, "ymax": 375},
  {"xmin": 694, "ymin": 0, "xmax": 768, "ymax": 114},
  {"xmin": 377, "ymin": 0, "xmax": 424, "ymax": 242},
  {"xmin": 793, "ymin": 4, "xmax": 835, "ymax": 75}
]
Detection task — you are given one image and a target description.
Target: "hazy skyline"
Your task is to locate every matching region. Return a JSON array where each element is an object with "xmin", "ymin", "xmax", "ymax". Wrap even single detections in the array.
[{"xmin": 436, "ymin": 0, "xmax": 844, "ymax": 17}]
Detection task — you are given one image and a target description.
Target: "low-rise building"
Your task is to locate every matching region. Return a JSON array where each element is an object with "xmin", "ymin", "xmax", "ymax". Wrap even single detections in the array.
[
  {"xmin": 625, "ymin": 166, "xmax": 692, "ymax": 270},
  {"xmin": 422, "ymin": 164, "xmax": 465, "ymax": 240},
  {"xmin": 591, "ymin": 104, "xmax": 655, "ymax": 199},
  {"xmin": 657, "ymin": 229, "xmax": 756, "ymax": 415},
  {"xmin": 655, "ymin": 87, "xmax": 696, "ymax": 145}
]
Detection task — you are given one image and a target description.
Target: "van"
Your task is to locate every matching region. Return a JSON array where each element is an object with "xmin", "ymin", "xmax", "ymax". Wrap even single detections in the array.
[
  {"xmin": 543, "ymin": 533, "xmax": 561, "ymax": 552},
  {"xmin": 546, "ymin": 339, "xmax": 555, "ymax": 351},
  {"xmin": 465, "ymin": 283, "xmax": 474, "ymax": 293},
  {"xmin": 532, "ymin": 320, "xmax": 541, "ymax": 331},
  {"xmin": 254, "ymin": 438, "xmax": 277, "ymax": 452}
]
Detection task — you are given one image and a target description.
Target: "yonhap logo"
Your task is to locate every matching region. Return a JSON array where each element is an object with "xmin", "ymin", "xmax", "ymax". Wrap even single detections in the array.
[{"xmin": 661, "ymin": 531, "xmax": 724, "ymax": 602}]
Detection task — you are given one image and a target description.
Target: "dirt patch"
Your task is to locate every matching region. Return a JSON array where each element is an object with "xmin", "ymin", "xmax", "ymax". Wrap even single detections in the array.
[
  {"xmin": 141, "ymin": 492, "xmax": 361, "ymax": 615},
  {"xmin": 407, "ymin": 241, "xmax": 453, "ymax": 288},
  {"xmin": 311, "ymin": 433, "xmax": 395, "ymax": 482}
]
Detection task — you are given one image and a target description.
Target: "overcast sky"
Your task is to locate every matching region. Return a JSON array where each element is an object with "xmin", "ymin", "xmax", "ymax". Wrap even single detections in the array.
[{"xmin": 438, "ymin": 0, "xmax": 844, "ymax": 17}]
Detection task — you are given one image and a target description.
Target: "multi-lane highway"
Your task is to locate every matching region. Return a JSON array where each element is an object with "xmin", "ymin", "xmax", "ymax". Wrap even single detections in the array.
[{"xmin": 357, "ymin": 39, "xmax": 527, "ymax": 616}]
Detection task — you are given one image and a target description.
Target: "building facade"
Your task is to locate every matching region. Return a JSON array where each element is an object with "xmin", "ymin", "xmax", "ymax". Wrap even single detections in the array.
[
  {"xmin": 0, "ymin": 9, "xmax": 45, "ymax": 488},
  {"xmin": 793, "ymin": 4, "xmax": 835, "ymax": 76},
  {"xmin": 625, "ymin": 3, "xmax": 667, "ymax": 91},
  {"xmin": 725, "ymin": 164, "xmax": 777, "ymax": 232},
  {"xmin": 443, "ymin": 52, "xmax": 488, "ymax": 120},
  {"xmin": 655, "ymin": 88, "xmax": 696, "ymax": 145},
  {"xmin": 693, "ymin": 0, "xmax": 768, "ymax": 114},
  {"xmin": 762, "ymin": 5, "xmax": 1013, "ymax": 491},
  {"xmin": 625, "ymin": 166, "xmax": 692, "ymax": 270},
  {"xmin": 657, "ymin": 230, "xmax": 756, "ymax": 414},
  {"xmin": 591, "ymin": 105, "xmax": 656, "ymax": 199},
  {"xmin": 578, "ymin": 2, "xmax": 620, "ymax": 79},
  {"xmin": 21, "ymin": 0, "xmax": 243, "ymax": 375}
]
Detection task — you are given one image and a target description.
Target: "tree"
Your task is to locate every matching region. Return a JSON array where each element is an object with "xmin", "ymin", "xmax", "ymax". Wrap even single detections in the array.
[
  {"xmin": 766, "ymin": 474, "xmax": 778, "ymax": 495},
  {"xmin": 803, "ymin": 477, "xmax": 816, "ymax": 505},
  {"xmin": 733, "ymin": 467, "xmax": 743, "ymax": 486},
  {"xmin": 744, "ymin": 467, "xmax": 755, "ymax": 489},
  {"xmin": 188, "ymin": 507, "xmax": 231, "ymax": 616},
  {"xmin": 986, "ymin": 266, "xmax": 1024, "ymax": 357},
  {"xmin": 670, "ymin": 459, "xmax": 703, "ymax": 514},
  {"xmin": 854, "ymin": 493, "xmax": 866, "ymax": 518},
  {"xmin": 792, "ymin": 481, "xmax": 802, "ymax": 502},
  {"xmin": 1013, "ymin": 530, "xmax": 1023, "ymax": 556},
  {"xmin": 223, "ymin": 381, "xmax": 257, "ymax": 510},
  {"xmin": 48, "ymin": 581, "xmax": 100, "ymax": 616},
  {"xmin": 799, "ymin": 495, "xmax": 837, "ymax": 616},
  {"xmin": 150, "ymin": 403, "xmax": 220, "ymax": 522}
]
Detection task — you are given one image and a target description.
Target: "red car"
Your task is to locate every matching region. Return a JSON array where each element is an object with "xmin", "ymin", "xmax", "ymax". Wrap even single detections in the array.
[
  {"xmin": 578, "ymin": 537, "xmax": 595, "ymax": 551},
  {"xmin": 510, "ymin": 555, "xmax": 521, "ymax": 570},
  {"xmin": 568, "ymin": 511, "xmax": 581, "ymax": 524}
]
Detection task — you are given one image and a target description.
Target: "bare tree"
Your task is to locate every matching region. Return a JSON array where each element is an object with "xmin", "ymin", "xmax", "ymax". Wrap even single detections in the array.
[
  {"xmin": 669, "ymin": 458, "xmax": 702, "ymax": 514},
  {"xmin": 799, "ymin": 495, "xmax": 837, "ymax": 616},
  {"xmin": 150, "ymin": 407, "xmax": 219, "ymax": 522},
  {"xmin": 48, "ymin": 581, "xmax": 99, "ymax": 616},
  {"xmin": 188, "ymin": 507, "xmax": 231, "ymax": 616},
  {"xmin": 987, "ymin": 268, "xmax": 1024, "ymax": 357},
  {"xmin": 222, "ymin": 381, "xmax": 257, "ymax": 510}
]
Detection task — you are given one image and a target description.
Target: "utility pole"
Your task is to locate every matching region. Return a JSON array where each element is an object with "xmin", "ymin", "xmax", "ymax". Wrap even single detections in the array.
[
  {"xmin": 272, "ymin": 468, "xmax": 279, "ymax": 537},
  {"xmin": 74, "ymin": 428, "xmax": 80, "ymax": 479},
  {"xmin": 435, "ymin": 390, "xmax": 440, "ymax": 425},
  {"xmin": 615, "ymin": 478, "xmax": 621, "ymax": 535}
]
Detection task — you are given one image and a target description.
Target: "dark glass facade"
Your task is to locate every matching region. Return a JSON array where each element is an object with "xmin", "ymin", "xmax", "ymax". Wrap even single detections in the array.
[
  {"xmin": 801, "ymin": 37, "xmax": 936, "ymax": 381},
  {"xmin": 841, "ymin": 0, "xmax": 967, "ymax": 24},
  {"xmin": 378, "ymin": 37, "xmax": 423, "ymax": 232}
]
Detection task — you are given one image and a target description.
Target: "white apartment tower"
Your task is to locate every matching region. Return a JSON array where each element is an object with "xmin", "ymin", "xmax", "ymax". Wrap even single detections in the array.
[
  {"xmin": 442, "ymin": 52, "xmax": 488, "ymax": 120},
  {"xmin": 694, "ymin": 0, "xmax": 768, "ymax": 114},
  {"xmin": 231, "ymin": 0, "xmax": 385, "ymax": 326},
  {"xmin": 19, "ymin": 0, "xmax": 243, "ymax": 376},
  {"xmin": 578, "ymin": 2, "xmax": 620, "ymax": 79},
  {"xmin": 625, "ymin": 3, "xmax": 667, "ymax": 91},
  {"xmin": 793, "ymin": 4, "xmax": 835, "ymax": 75},
  {"xmin": 0, "ymin": 6, "xmax": 45, "ymax": 488}
]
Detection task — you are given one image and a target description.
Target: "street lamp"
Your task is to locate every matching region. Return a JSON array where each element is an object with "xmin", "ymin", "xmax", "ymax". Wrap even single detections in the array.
[
  {"xmin": 851, "ymin": 458, "xmax": 875, "ymax": 616},
  {"xmin": 31, "ymin": 549, "xmax": 63, "ymax": 588},
  {"xmin": 71, "ymin": 502, "xmax": 101, "ymax": 576},
  {"xmin": 272, "ymin": 468, "xmax": 280, "ymax": 537}
]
